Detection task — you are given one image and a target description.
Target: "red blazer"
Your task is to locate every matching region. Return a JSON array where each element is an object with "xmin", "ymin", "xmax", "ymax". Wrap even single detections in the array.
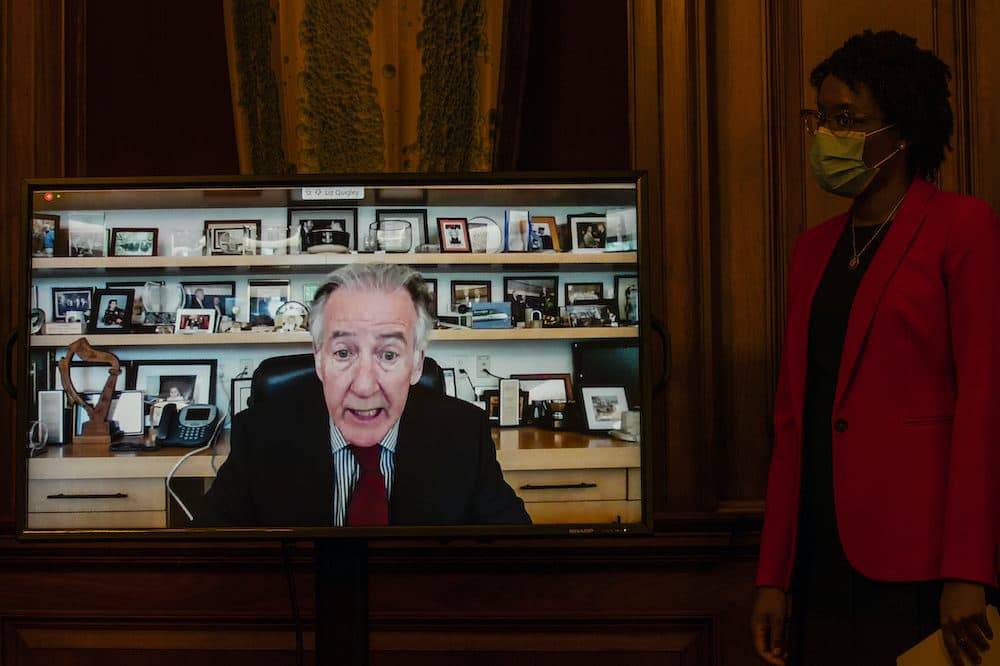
[{"xmin": 757, "ymin": 178, "xmax": 1000, "ymax": 590}]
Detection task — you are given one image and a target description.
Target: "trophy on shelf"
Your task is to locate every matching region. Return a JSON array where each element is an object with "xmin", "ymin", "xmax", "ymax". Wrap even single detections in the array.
[
  {"xmin": 57, "ymin": 337, "xmax": 122, "ymax": 445},
  {"xmin": 142, "ymin": 281, "xmax": 185, "ymax": 332}
]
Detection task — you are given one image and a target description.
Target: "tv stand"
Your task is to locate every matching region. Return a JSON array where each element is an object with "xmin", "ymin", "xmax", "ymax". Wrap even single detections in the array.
[{"xmin": 315, "ymin": 538, "xmax": 370, "ymax": 665}]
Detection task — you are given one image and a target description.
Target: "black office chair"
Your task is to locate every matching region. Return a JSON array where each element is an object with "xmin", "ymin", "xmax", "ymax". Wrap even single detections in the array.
[{"xmin": 249, "ymin": 352, "xmax": 446, "ymax": 407}]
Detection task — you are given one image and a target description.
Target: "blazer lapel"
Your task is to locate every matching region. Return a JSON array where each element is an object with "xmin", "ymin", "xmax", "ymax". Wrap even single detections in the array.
[
  {"xmin": 787, "ymin": 215, "xmax": 848, "ymax": 436},
  {"xmin": 833, "ymin": 178, "xmax": 936, "ymax": 411}
]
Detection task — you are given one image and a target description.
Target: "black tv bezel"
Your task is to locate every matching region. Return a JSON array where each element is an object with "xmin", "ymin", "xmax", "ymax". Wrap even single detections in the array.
[{"xmin": 16, "ymin": 171, "xmax": 654, "ymax": 541}]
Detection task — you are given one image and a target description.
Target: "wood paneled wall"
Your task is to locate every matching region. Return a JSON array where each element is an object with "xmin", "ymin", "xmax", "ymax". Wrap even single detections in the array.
[{"xmin": 2, "ymin": 2, "xmax": 999, "ymax": 665}]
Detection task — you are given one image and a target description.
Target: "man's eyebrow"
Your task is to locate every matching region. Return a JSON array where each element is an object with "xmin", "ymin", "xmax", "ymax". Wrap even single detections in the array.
[{"xmin": 376, "ymin": 332, "xmax": 407, "ymax": 344}]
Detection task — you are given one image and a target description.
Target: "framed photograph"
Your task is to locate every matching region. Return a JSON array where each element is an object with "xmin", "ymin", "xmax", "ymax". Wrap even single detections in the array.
[
  {"xmin": 438, "ymin": 218, "xmax": 471, "ymax": 253},
  {"xmin": 175, "ymin": 308, "xmax": 216, "ymax": 334},
  {"xmin": 288, "ymin": 208, "xmax": 357, "ymax": 253},
  {"xmin": 31, "ymin": 213, "xmax": 60, "ymax": 258},
  {"xmin": 105, "ymin": 281, "xmax": 152, "ymax": 326},
  {"xmin": 569, "ymin": 213, "xmax": 608, "ymax": 252},
  {"xmin": 564, "ymin": 300, "xmax": 618, "ymax": 327},
  {"xmin": 368, "ymin": 208, "xmax": 426, "ymax": 252},
  {"xmin": 510, "ymin": 373, "xmax": 573, "ymax": 403},
  {"xmin": 51, "ymin": 286, "xmax": 92, "ymax": 322},
  {"xmin": 481, "ymin": 389, "xmax": 500, "ymax": 422},
  {"xmin": 615, "ymin": 275, "xmax": 639, "ymax": 325},
  {"xmin": 74, "ymin": 389, "xmax": 145, "ymax": 436},
  {"xmin": 87, "ymin": 289, "xmax": 134, "ymax": 333},
  {"xmin": 204, "ymin": 219, "xmax": 261, "ymax": 256},
  {"xmin": 68, "ymin": 216, "xmax": 108, "ymax": 257},
  {"xmin": 441, "ymin": 367, "xmax": 457, "ymax": 398},
  {"xmin": 54, "ymin": 360, "xmax": 129, "ymax": 393},
  {"xmin": 423, "ymin": 278, "xmax": 438, "ymax": 314},
  {"xmin": 505, "ymin": 209, "xmax": 530, "ymax": 252},
  {"xmin": 580, "ymin": 386, "xmax": 628, "ymax": 431},
  {"xmin": 110, "ymin": 228, "xmax": 158, "ymax": 257},
  {"xmin": 451, "ymin": 280, "xmax": 492, "ymax": 310},
  {"xmin": 231, "ymin": 377, "xmax": 253, "ymax": 416},
  {"xmin": 302, "ymin": 282, "xmax": 320, "ymax": 304},
  {"xmin": 565, "ymin": 282, "xmax": 604, "ymax": 304},
  {"xmin": 248, "ymin": 279, "xmax": 290, "ymax": 326},
  {"xmin": 503, "ymin": 276, "xmax": 558, "ymax": 301},
  {"xmin": 131, "ymin": 360, "xmax": 218, "ymax": 404},
  {"xmin": 528, "ymin": 215, "xmax": 560, "ymax": 252},
  {"xmin": 181, "ymin": 281, "xmax": 237, "ymax": 321}
]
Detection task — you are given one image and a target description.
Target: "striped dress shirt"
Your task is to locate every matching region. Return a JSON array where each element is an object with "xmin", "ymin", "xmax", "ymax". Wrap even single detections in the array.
[{"xmin": 328, "ymin": 419, "xmax": 400, "ymax": 526}]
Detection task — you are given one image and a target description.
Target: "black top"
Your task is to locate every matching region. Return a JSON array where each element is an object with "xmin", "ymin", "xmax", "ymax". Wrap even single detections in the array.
[{"xmin": 792, "ymin": 219, "xmax": 944, "ymax": 665}]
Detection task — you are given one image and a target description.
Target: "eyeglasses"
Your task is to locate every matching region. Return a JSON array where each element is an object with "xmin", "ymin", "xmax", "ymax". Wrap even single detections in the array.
[{"xmin": 800, "ymin": 109, "xmax": 883, "ymax": 137}]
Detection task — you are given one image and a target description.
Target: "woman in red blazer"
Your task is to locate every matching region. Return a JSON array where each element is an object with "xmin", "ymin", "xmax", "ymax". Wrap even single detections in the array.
[{"xmin": 752, "ymin": 31, "xmax": 1000, "ymax": 666}]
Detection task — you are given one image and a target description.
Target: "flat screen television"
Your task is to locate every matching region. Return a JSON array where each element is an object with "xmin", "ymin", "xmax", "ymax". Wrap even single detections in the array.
[{"xmin": 16, "ymin": 172, "xmax": 654, "ymax": 540}]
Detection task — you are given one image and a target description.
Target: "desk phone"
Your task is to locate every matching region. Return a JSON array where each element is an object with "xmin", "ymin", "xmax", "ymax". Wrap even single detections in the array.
[{"xmin": 155, "ymin": 403, "xmax": 220, "ymax": 447}]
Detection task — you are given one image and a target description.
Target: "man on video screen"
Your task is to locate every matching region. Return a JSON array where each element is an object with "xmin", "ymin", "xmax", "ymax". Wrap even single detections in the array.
[{"xmin": 195, "ymin": 263, "xmax": 529, "ymax": 527}]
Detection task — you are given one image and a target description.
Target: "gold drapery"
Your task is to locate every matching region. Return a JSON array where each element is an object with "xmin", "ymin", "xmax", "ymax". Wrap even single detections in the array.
[{"xmin": 224, "ymin": 0, "xmax": 503, "ymax": 174}]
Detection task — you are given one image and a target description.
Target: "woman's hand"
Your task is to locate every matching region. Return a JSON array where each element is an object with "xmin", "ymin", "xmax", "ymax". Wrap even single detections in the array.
[
  {"xmin": 941, "ymin": 580, "xmax": 992, "ymax": 666},
  {"xmin": 751, "ymin": 586, "xmax": 789, "ymax": 665}
]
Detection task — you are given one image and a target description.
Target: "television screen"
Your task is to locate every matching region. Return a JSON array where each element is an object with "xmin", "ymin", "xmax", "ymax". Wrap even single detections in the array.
[{"xmin": 17, "ymin": 172, "xmax": 651, "ymax": 539}]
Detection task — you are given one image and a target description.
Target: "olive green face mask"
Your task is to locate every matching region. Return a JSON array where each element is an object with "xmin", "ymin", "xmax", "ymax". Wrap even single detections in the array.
[{"xmin": 807, "ymin": 124, "xmax": 900, "ymax": 198}]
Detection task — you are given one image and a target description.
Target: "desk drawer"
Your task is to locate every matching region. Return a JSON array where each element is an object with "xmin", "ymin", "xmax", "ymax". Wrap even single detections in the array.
[
  {"xmin": 505, "ymin": 468, "xmax": 627, "ymax": 502},
  {"xmin": 29, "ymin": 478, "xmax": 165, "ymax": 513}
]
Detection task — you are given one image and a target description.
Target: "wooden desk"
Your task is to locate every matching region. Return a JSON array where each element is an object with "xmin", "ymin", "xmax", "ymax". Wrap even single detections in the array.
[{"xmin": 27, "ymin": 428, "xmax": 641, "ymax": 528}]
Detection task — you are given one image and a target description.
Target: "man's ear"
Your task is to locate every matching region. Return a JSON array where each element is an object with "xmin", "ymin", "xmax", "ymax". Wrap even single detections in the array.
[
  {"xmin": 410, "ymin": 350, "xmax": 426, "ymax": 386},
  {"xmin": 313, "ymin": 344, "xmax": 324, "ymax": 379}
]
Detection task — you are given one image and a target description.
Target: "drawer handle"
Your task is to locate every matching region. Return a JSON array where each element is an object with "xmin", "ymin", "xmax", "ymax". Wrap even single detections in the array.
[
  {"xmin": 519, "ymin": 483, "xmax": 597, "ymax": 490},
  {"xmin": 46, "ymin": 492, "xmax": 129, "ymax": 500}
]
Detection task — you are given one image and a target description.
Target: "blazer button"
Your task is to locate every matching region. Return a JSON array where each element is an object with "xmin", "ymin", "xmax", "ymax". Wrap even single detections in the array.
[{"xmin": 833, "ymin": 418, "xmax": 848, "ymax": 433}]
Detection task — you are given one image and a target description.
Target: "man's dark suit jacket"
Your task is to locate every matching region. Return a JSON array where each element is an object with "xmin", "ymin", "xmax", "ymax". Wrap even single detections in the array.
[{"xmin": 195, "ymin": 385, "xmax": 530, "ymax": 527}]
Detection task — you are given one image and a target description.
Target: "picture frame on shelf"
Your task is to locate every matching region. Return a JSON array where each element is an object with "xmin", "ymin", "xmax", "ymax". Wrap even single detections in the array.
[
  {"xmin": 302, "ymin": 282, "xmax": 320, "ymax": 304},
  {"xmin": 504, "ymin": 209, "xmax": 530, "ymax": 252},
  {"xmin": 87, "ymin": 289, "xmax": 134, "ymax": 333},
  {"xmin": 510, "ymin": 373, "xmax": 573, "ymax": 403},
  {"xmin": 51, "ymin": 286, "xmax": 92, "ymax": 322},
  {"xmin": 54, "ymin": 360, "xmax": 130, "ymax": 393},
  {"xmin": 580, "ymin": 386, "xmax": 628, "ymax": 431},
  {"xmin": 467, "ymin": 215, "xmax": 504, "ymax": 253},
  {"xmin": 204, "ymin": 219, "xmax": 261, "ymax": 256},
  {"xmin": 248, "ymin": 279, "xmax": 290, "ymax": 327},
  {"xmin": 368, "ymin": 208, "xmax": 425, "ymax": 252},
  {"xmin": 423, "ymin": 278, "xmax": 438, "ymax": 315},
  {"xmin": 528, "ymin": 215, "xmax": 560, "ymax": 252},
  {"xmin": 180, "ymin": 281, "xmax": 236, "ymax": 320},
  {"xmin": 288, "ymin": 208, "xmax": 357, "ymax": 253},
  {"xmin": 131, "ymin": 359, "xmax": 218, "ymax": 404},
  {"xmin": 110, "ymin": 228, "xmax": 158, "ymax": 257},
  {"xmin": 569, "ymin": 213, "xmax": 608, "ymax": 252},
  {"xmin": 74, "ymin": 390, "xmax": 145, "ymax": 436},
  {"xmin": 615, "ymin": 275, "xmax": 639, "ymax": 325},
  {"xmin": 105, "ymin": 281, "xmax": 152, "ymax": 326},
  {"xmin": 481, "ymin": 389, "xmax": 500, "ymax": 422},
  {"xmin": 231, "ymin": 377, "xmax": 253, "ymax": 416},
  {"xmin": 564, "ymin": 300, "xmax": 618, "ymax": 327},
  {"xmin": 450, "ymin": 280, "xmax": 491, "ymax": 311},
  {"xmin": 438, "ymin": 218, "xmax": 471, "ymax": 253},
  {"xmin": 31, "ymin": 213, "xmax": 59, "ymax": 258},
  {"xmin": 68, "ymin": 215, "xmax": 108, "ymax": 257},
  {"xmin": 503, "ymin": 276, "xmax": 559, "ymax": 302},
  {"xmin": 175, "ymin": 308, "xmax": 217, "ymax": 334},
  {"xmin": 565, "ymin": 282, "xmax": 604, "ymax": 304}
]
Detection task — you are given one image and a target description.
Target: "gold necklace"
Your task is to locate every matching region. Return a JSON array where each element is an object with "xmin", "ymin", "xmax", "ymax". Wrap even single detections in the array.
[{"xmin": 848, "ymin": 191, "xmax": 907, "ymax": 270}]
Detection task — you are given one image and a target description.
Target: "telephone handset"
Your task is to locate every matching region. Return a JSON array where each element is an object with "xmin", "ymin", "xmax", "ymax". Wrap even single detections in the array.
[{"xmin": 155, "ymin": 403, "xmax": 220, "ymax": 447}]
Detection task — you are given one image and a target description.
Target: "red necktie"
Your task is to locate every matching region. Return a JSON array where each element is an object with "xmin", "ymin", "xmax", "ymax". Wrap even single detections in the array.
[{"xmin": 347, "ymin": 445, "xmax": 388, "ymax": 525}]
